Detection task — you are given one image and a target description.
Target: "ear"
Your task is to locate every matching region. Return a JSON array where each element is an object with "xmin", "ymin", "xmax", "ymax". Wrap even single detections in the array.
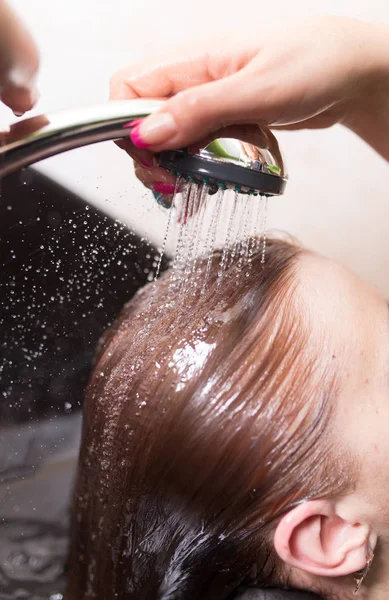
[{"xmin": 273, "ymin": 500, "xmax": 377, "ymax": 578}]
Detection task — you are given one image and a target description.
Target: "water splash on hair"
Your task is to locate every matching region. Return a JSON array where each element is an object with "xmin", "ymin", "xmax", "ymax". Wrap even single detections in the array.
[
  {"xmin": 202, "ymin": 189, "xmax": 224, "ymax": 292},
  {"xmin": 237, "ymin": 195, "xmax": 252, "ymax": 272},
  {"xmin": 169, "ymin": 179, "xmax": 191, "ymax": 295},
  {"xmin": 217, "ymin": 191, "xmax": 238, "ymax": 284},
  {"xmin": 181, "ymin": 184, "xmax": 207, "ymax": 297},
  {"xmin": 248, "ymin": 195, "xmax": 262, "ymax": 263},
  {"xmin": 130, "ymin": 184, "xmax": 271, "ymax": 362},
  {"xmin": 187, "ymin": 184, "xmax": 209, "ymax": 295}
]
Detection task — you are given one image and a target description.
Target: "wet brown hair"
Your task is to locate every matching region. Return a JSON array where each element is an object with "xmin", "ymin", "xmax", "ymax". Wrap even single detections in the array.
[{"xmin": 65, "ymin": 238, "xmax": 347, "ymax": 600}]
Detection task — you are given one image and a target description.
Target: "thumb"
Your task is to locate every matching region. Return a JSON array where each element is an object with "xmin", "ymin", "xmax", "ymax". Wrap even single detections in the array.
[{"xmin": 130, "ymin": 69, "xmax": 276, "ymax": 151}]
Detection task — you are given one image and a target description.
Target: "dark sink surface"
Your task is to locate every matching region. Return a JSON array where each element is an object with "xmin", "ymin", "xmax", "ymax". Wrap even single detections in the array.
[{"xmin": 0, "ymin": 167, "xmax": 168, "ymax": 426}]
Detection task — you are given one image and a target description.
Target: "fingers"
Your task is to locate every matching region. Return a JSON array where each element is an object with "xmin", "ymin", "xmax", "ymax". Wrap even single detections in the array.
[
  {"xmin": 110, "ymin": 48, "xmax": 267, "ymax": 152},
  {"xmin": 0, "ymin": 1, "xmax": 40, "ymax": 113},
  {"xmin": 134, "ymin": 163, "xmax": 176, "ymax": 208},
  {"xmin": 116, "ymin": 138, "xmax": 155, "ymax": 168},
  {"xmin": 110, "ymin": 50, "xmax": 220, "ymax": 172},
  {"xmin": 134, "ymin": 163, "xmax": 204, "ymax": 221},
  {"xmin": 110, "ymin": 49, "xmax": 214, "ymax": 102},
  {"xmin": 134, "ymin": 163, "xmax": 176, "ymax": 190},
  {"xmin": 1, "ymin": 84, "xmax": 39, "ymax": 114},
  {"xmin": 128, "ymin": 68, "xmax": 280, "ymax": 152},
  {"xmin": 110, "ymin": 44, "xmax": 277, "ymax": 157}
]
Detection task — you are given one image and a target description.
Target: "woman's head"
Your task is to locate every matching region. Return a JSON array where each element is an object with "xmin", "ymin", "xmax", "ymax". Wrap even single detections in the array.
[{"xmin": 65, "ymin": 238, "xmax": 388, "ymax": 600}]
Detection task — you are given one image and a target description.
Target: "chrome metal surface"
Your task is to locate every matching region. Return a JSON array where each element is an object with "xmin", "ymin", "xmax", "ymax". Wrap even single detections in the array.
[
  {"xmin": 0, "ymin": 99, "xmax": 163, "ymax": 177},
  {"xmin": 199, "ymin": 134, "xmax": 286, "ymax": 179}
]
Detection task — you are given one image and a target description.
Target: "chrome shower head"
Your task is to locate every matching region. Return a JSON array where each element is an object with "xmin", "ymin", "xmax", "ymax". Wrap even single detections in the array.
[
  {"xmin": 159, "ymin": 133, "xmax": 287, "ymax": 196},
  {"xmin": 159, "ymin": 126, "xmax": 287, "ymax": 196},
  {"xmin": 0, "ymin": 99, "xmax": 287, "ymax": 197}
]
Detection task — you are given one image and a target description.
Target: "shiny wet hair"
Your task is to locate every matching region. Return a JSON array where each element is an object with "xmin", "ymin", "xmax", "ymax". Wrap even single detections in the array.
[{"xmin": 65, "ymin": 238, "xmax": 348, "ymax": 600}]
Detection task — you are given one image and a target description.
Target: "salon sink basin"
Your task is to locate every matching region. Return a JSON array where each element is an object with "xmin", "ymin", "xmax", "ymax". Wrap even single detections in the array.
[
  {"xmin": 0, "ymin": 169, "xmax": 319, "ymax": 599},
  {"xmin": 0, "ymin": 168, "xmax": 165, "ymax": 426}
]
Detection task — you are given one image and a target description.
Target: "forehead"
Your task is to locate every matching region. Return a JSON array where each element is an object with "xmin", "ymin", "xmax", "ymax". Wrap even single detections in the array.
[
  {"xmin": 296, "ymin": 252, "xmax": 383, "ymax": 330},
  {"xmin": 295, "ymin": 252, "xmax": 388, "ymax": 385}
]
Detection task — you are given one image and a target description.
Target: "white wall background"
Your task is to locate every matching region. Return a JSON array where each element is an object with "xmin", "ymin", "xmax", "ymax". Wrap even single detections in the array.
[{"xmin": 3, "ymin": 0, "xmax": 389, "ymax": 295}]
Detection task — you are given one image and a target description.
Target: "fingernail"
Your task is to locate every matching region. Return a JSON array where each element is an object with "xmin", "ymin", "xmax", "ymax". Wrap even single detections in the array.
[
  {"xmin": 13, "ymin": 110, "xmax": 24, "ymax": 117},
  {"xmin": 153, "ymin": 182, "xmax": 175, "ymax": 195},
  {"xmin": 130, "ymin": 125, "xmax": 150, "ymax": 149},
  {"xmin": 123, "ymin": 118, "xmax": 143, "ymax": 129},
  {"xmin": 131, "ymin": 112, "xmax": 177, "ymax": 148},
  {"xmin": 153, "ymin": 191, "xmax": 172, "ymax": 209},
  {"xmin": 125, "ymin": 118, "xmax": 143, "ymax": 128},
  {"xmin": 140, "ymin": 159, "xmax": 154, "ymax": 168}
]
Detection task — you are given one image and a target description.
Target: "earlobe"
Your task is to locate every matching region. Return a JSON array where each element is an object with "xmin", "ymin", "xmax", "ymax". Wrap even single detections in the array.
[{"xmin": 273, "ymin": 500, "xmax": 375, "ymax": 578}]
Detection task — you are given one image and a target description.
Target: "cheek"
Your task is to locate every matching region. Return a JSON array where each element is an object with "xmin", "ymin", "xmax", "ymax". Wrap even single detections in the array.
[
  {"xmin": 335, "ymin": 376, "xmax": 389, "ymax": 498},
  {"xmin": 352, "ymin": 392, "xmax": 389, "ymax": 523}
]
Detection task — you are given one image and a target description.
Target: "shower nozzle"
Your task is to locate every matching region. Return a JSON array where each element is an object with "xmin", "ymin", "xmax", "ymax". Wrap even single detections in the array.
[{"xmin": 158, "ymin": 134, "xmax": 287, "ymax": 197}]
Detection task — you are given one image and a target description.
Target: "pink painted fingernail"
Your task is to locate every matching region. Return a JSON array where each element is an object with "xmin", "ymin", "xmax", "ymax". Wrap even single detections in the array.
[
  {"xmin": 140, "ymin": 159, "xmax": 154, "ymax": 168},
  {"xmin": 123, "ymin": 118, "xmax": 143, "ymax": 129},
  {"xmin": 130, "ymin": 125, "xmax": 150, "ymax": 149},
  {"xmin": 153, "ymin": 182, "xmax": 175, "ymax": 194}
]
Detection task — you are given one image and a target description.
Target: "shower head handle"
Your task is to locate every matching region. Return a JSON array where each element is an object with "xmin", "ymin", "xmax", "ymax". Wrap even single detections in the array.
[
  {"xmin": 0, "ymin": 99, "xmax": 287, "ymax": 195},
  {"xmin": 0, "ymin": 99, "xmax": 163, "ymax": 178}
]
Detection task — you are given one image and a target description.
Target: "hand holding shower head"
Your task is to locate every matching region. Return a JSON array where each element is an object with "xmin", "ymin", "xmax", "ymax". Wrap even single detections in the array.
[{"xmin": 0, "ymin": 99, "xmax": 287, "ymax": 197}]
